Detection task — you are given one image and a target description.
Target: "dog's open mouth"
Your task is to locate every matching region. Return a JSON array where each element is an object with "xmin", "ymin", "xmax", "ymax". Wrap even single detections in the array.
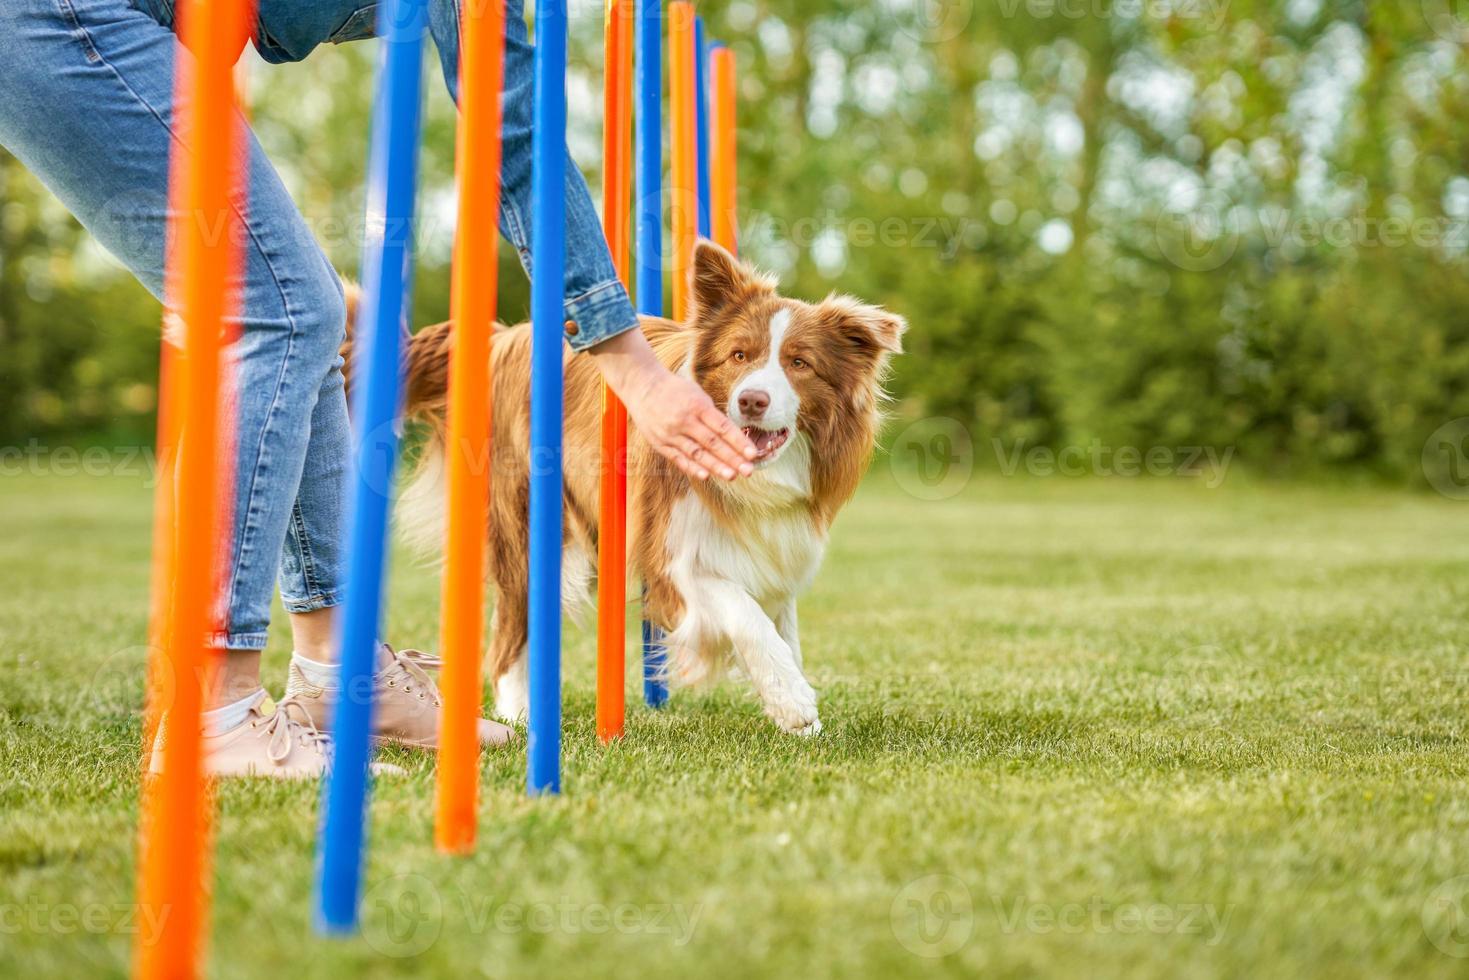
[{"xmin": 741, "ymin": 426, "xmax": 790, "ymax": 461}]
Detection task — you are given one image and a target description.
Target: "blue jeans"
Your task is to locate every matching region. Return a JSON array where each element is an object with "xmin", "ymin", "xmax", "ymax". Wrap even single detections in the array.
[{"xmin": 0, "ymin": 0, "xmax": 637, "ymax": 650}]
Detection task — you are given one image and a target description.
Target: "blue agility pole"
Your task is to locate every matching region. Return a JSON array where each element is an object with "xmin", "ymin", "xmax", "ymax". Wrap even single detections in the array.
[
  {"xmin": 641, "ymin": 619, "xmax": 669, "ymax": 708},
  {"xmin": 694, "ymin": 16, "xmax": 712, "ymax": 238},
  {"xmin": 528, "ymin": 0, "xmax": 567, "ymax": 796},
  {"xmin": 314, "ymin": 0, "xmax": 426, "ymax": 933},
  {"xmin": 636, "ymin": 0, "xmax": 669, "ymax": 709}
]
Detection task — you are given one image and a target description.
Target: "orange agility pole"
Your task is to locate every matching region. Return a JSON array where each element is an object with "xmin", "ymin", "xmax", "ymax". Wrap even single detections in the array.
[
  {"xmin": 710, "ymin": 44, "xmax": 738, "ymax": 253},
  {"xmin": 133, "ymin": 0, "xmax": 254, "ymax": 975},
  {"xmin": 669, "ymin": 2, "xmax": 697, "ymax": 320},
  {"xmin": 435, "ymin": 0, "xmax": 506, "ymax": 853},
  {"xmin": 596, "ymin": 0, "xmax": 634, "ymax": 744}
]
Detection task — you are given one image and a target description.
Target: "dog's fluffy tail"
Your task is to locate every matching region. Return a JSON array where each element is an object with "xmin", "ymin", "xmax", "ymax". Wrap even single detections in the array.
[
  {"xmin": 339, "ymin": 282, "xmax": 454, "ymax": 420},
  {"xmin": 339, "ymin": 284, "xmax": 456, "ymax": 559}
]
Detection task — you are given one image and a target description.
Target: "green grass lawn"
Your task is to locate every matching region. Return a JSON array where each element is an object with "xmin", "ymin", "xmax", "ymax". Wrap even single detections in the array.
[{"xmin": 1, "ymin": 463, "xmax": 1466, "ymax": 979}]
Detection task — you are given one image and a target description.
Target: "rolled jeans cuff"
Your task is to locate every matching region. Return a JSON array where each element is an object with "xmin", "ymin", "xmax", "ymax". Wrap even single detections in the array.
[
  {"xmin": 211, "ymin": 630, "xmax": 269, "ymax": 652},
  {"xmin": 564, "ymin": 280, "xmax": 641, "ymax": 352},
  {"xmin": 280, "ymin": 587, "xmax": 346, "ymax": 615}
]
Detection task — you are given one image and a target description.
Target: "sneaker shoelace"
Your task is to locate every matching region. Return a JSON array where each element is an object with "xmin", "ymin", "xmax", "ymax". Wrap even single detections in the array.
[
  {"xmin": 380, "ymin": 645, "xmax": 443, "ymax": 708},
  {"xmin": 258, "ymin": 695, "xmax": 330, "ymax": 765}
]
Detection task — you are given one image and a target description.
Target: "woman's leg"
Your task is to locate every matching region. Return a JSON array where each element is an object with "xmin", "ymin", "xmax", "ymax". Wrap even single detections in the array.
[
  {"xmin": 0, "ymin": 0, "xmax": 347, "ymax": 708},
  {"xmin": 277, "ymin": 360, "xmax": 350, "ymax": 663}
]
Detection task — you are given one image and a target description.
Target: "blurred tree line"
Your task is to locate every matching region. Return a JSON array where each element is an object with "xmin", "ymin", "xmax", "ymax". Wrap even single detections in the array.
[{"xmin": 2, "ymin": 0, "xmax": 1466, "ymax": 485}]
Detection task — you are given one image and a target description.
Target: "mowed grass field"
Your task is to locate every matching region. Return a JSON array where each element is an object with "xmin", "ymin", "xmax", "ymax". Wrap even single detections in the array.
[{"xmin": 0, "ymin": 462, "xmax": 1466, "ymax": 979}]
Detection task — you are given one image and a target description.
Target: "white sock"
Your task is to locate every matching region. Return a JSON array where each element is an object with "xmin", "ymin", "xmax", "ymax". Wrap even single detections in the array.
[
  {"xmin": 201, "ymin": 689, "xmax": 263, "ymax": 736},
  {"xmin": 291, "ymin": 652, "xmax": 339, "ymax": 688}
]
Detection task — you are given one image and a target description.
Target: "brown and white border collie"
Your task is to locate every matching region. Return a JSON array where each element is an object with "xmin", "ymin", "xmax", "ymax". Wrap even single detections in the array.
[{"xmin": 384, "ymin": 240, "xmax": 905, "ymax": 734}]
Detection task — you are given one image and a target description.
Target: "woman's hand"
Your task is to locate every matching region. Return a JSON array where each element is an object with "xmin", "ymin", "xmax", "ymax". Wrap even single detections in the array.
[{"xmin": 589, "ymin": 327, "xmax": 756, "ymax": 481}]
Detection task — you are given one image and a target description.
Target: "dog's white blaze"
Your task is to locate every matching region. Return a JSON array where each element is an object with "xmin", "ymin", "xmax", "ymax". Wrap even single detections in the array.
[
  {"xmin": 730, "ymin": 307, "xmax": 800, "ymax": 434},
  {"xmin": 768, "ymin": 306, "xmax": 792, "ymax": 350}
]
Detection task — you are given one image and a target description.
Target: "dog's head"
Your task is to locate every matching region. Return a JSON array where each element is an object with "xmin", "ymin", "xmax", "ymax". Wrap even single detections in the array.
[{"xmin": 686, "ymin": 240, "xmax": 906, "ymax": 474}]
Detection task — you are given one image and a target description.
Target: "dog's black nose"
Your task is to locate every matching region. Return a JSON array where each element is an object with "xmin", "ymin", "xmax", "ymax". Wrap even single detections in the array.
[{"xmin": 738, "ymin": 390, "xmax": 770, "ymax": 419}]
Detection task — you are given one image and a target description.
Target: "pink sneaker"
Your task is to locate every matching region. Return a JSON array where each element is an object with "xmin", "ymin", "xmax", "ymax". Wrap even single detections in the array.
[
  {"xmin": 150, "ymin": 692, "xmax": 327, "ymax": 779},
  {"xmin": 148, "ymin": 691, "xmax": 406, "ymax": 780},
  {"xmin": 286, "ymin": 645, "xmax": 516, "ymax": 750}
]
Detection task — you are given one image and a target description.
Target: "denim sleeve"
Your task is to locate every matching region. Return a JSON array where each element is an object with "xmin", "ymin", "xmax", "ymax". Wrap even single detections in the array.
[{"xmin": 429, "ymin": 0, "xmax": 641, "ymax": 352}]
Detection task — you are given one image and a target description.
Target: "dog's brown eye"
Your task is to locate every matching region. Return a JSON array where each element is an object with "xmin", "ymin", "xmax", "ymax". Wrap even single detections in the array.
[
  {"xmin": 791, "ymin": 357, "xmax": 808, "ymax": 369},
  {"xmin": 732, "ymin": 350, "xmax": 746, "ymax": 362}
]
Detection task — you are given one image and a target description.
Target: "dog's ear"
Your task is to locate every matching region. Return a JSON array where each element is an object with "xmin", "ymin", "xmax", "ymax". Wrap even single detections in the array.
[
  {"xmin": 690, "ymin": 239, "xmax": 775, "ymax": 324},
  {"xmin": 819, "ymin": 294, "xmax": 907, "ymax": 358}
]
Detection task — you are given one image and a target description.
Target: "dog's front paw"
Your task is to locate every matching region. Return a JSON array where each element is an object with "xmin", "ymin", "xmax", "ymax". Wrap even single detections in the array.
[{"xmin": 765, "ymin": 678, "xmax": 820, "ymax": 735}]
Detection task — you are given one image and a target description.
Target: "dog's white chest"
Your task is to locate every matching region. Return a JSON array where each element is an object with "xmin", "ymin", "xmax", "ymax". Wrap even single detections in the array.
[{"xmin": 666, "ymin": 493, "xmax": 825, "ymax": 606}]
